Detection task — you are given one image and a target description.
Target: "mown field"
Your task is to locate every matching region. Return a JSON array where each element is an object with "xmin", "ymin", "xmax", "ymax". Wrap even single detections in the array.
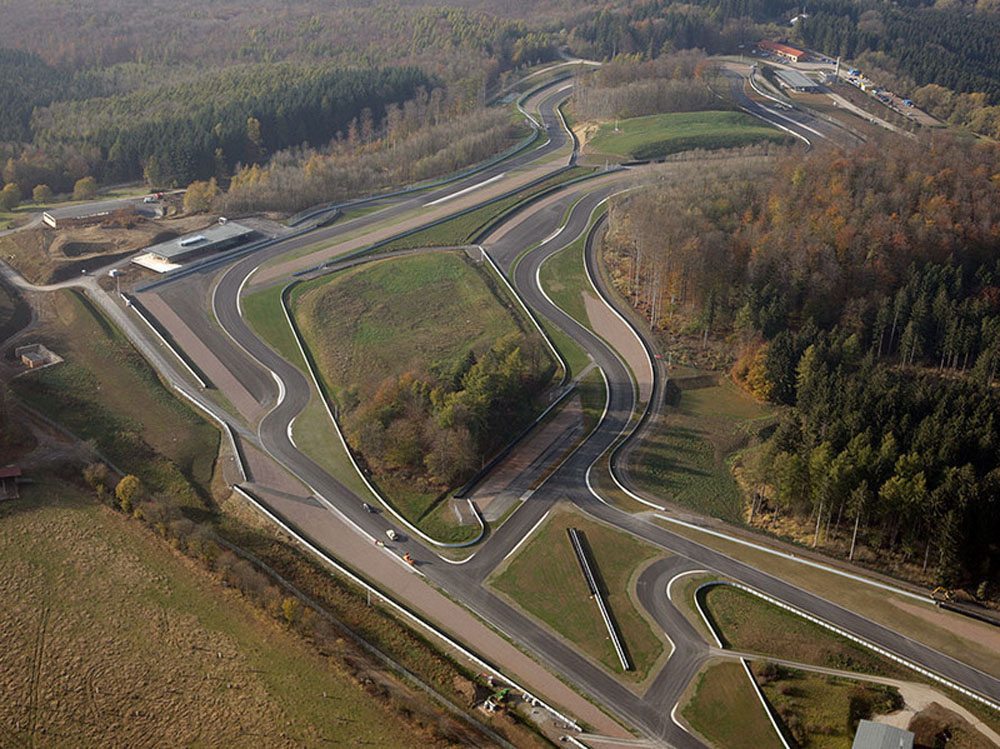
[
  {"xmin": 0, "ymin": 481, "xmax": 421, "ymax": 747},
  {"xmin": 490, "ymin": 506, "xmax": 665, "ymax": 680},
  {"xmin": 585, "ymin": 111, "xmax": 793, "ymax": 160}
]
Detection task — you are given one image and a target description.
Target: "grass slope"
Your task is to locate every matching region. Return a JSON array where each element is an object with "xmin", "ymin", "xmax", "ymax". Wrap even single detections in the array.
[
  {"xmin": 11, "ymin": 289, "xmax": 218, "ymax": 508},
  {"xmin": 491, "ymin": 506, "xmax": 664, "ymax": 679},
  {"xmin": 628, "ymin": 370, "xmax": 771, "ymax": 522},
  {"xmin": 586, "ymin": 111, "xmax": 793, "ymax": 160},
  {"xmin": 681, "ymin": 661, "xmax": 783, "ymax": 749},
  {"xmin": 702, "ymin": 584, "xmax": 906, "ymax": 677},
  {"xmin": 0, "ymin": 481, "xmax": 418, "ymax": 747}
]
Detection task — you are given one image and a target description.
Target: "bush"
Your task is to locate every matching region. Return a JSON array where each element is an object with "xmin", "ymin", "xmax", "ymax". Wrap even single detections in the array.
[
  {"xmin": 32, "ymin": 184, "xmax": 53, "ymax": 203},
  {"xmin": 72, "ymin": 176, "xmax": 97, "ymax": 201},
  {"xmin": 0, "ymin": 182, "xmax": 20, "ymax": 210},
  {"xmin": 115, "ymin": 474, "xmax": 142, "ymax": 513}
]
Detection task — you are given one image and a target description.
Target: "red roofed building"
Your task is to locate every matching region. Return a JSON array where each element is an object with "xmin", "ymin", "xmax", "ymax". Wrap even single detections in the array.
[{"xmin": 758, "ymin": 40, "xmax": 808, "ymax": 63}]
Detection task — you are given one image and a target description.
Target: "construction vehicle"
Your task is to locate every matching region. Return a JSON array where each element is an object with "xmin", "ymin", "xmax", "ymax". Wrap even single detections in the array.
[
  {"xmin": 930, "ymin": 586, "xmax": 952, "ymax": 602},
  {"xmin": 483, "ymin": 688, "xmax": 511, "ymax": 713}
]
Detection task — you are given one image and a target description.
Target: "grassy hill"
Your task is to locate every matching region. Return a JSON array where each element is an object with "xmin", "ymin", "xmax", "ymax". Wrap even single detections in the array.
[{"xmin": 585, "ymin": 111, "xmax": 793, "ymax": 161}]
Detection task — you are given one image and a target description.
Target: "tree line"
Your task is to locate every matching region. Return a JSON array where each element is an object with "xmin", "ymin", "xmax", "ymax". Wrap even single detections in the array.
[
  {"xmin": 570, "ymin": 50, "xmax": 725, "ymax": 122},
  {"xmin": 604, "ymin": 136, "xmax": 1000, "ymax": 585},
  {"xmin": 221, "ymin": 93, "xmax": 520, "ymax": 215}
]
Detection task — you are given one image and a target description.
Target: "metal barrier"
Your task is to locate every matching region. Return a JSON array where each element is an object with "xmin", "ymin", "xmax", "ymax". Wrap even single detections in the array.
[{"xmin": 567, "ymin": 528, "xmax": 630, "ymax": 671}]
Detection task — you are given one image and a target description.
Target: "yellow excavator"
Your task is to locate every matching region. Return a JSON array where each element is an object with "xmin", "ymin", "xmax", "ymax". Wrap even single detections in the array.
[{"xmin": 930, "ymin": 586, "xmax": 952, "ymax": 602}]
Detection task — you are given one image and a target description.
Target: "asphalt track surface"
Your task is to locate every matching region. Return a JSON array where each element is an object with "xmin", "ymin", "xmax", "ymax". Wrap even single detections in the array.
[{"xmin": 128, "ymin": 78, "xmax": 1000, "ymax": 745}]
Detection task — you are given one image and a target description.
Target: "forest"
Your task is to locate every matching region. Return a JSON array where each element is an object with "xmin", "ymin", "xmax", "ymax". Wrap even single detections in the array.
[
  {"xmin": 570, "ymin": 50, "xmax": 722, "ymax": 122},
  {"xmin": 604, "ymin": 136, "xmax": 1000, "ymax": 585},
  {"xmin": 345, "ymin": 334, "xmax": 552, "ymax": 490}
]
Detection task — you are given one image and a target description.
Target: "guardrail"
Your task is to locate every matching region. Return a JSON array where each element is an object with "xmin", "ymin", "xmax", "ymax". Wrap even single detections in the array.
[
  {"xmin": 568, "ymin": 527, "xmax": 630, "ymax": 671},
  {"xmin": 231, "ymin": 484, "xmax": 582, "ymax": 733},
  {"xmin": 122, "ymin": 292, "xmax": 209, "ymax": 388},
  {"xmin": 695, "ymin": 580, "xmax": 1000, "ymax": 714}
]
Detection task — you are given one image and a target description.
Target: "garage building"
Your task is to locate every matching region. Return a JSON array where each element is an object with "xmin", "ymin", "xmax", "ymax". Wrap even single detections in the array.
[
  {"xmin": 758, "ymin": 40, "xmax": 808, "ymax": 63},
  {"xmin": 775, "ymin": 69, "xmax": 822, "ymax": 93},
  {"xmin": 132, "ymin": 220, "xmax": 256, "ymax": 272}
]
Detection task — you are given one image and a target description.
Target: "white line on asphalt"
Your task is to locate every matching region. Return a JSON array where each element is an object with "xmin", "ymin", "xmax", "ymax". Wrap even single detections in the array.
[
  {"xmin": 424, "ymin": 173, "xmax": 505, "ymax": 206},
  {"xmin": 236, "ymin": 264, "xmax": 259, "ymax": 317},
  {"xmin": 539, "ymin": 225, "xmax": 564, "ymax": 245},
  {"xmin": 270, "ymin": 370, "xmax": 285, "ymax": 406},
  {"xmin": 666, "ymin": 569, "xmax": 710, "ymax": 603},
  {"xmin": 503, "ymin": 509, "xmax": 550, "ymax": 563},
  {"xmin": 287, "ymin": 416, "xmax": 297, "ymax": 448}
]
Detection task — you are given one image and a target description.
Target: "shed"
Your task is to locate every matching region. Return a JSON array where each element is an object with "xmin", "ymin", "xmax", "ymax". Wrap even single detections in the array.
[
  {"xmin": 0, "ymin": 466, "xmax": 21, "ymax": 500},
  {"xmin": 852, "ymin": 720, "xmax": 914, "ymax": 749}
]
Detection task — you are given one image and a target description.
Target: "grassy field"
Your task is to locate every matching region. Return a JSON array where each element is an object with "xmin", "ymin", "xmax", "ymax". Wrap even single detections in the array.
[
  {"xmin": 381, "ymin": 166, "xmax": 592, "ymax": 252},
  {"xmin": 627, "ymin": 370, "xmax": 772, "ymax": 522},
  {"xmin": 292, "ymin": 251, "xmax": 524, "ymax": 406},
  {"xmin": 290, "ymin": 250, "xmax": 542, "ymax": 541},
  {"xmin": 752, "ymin": 664, "xmax": 902, "ymax": 749},
  {"xmin": 680, "ymin": 660, "xmax": 783, "ymax": 749},
  {"xmin": 585, "ymin": 111, "xmax": 794, "ymax": 160},
  {"xmin": 10, "ymin": 289, "xmax": 218, "ymax": 509},
  {"xmin": 490, "ymin": 505, "xmax": 665, "ymax": 679},
  {"xmin": 0, "ymin": 480, "xmax": 422, "ymax": 747},
  {"xmin": 240, "ymin": 282, "xmax": 305, "ymax": 369},
  {"xmin": 702, "ymin": 584, "xmax": 907, "ymax": 678}
]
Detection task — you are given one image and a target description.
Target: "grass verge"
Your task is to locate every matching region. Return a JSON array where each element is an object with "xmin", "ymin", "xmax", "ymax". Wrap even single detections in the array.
[
  {"xmin": 586, "ymin": 111, "xmax": 794, "ymax": 160},
  {"xmin": 490, "ymin": 504, "xmax": 665, "ymax": 680},
  {"xmin": 702, "ymin": 584, "xmax": 907, "ymax": 677},
  {"xmin": 680, "ymin": 660, "xmax": 783, "ymax": 749},
  {"xmin": 240, "ymin": 281, "xmax": 305, "ymax": 369}
]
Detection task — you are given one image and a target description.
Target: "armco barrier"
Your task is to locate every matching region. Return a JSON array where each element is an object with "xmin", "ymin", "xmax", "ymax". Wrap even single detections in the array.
[
  {"xmin": 230, "ymin": 484, "xmax": 582, "ymax": 733},
  {"xmin": 695, "ymin": 580, "xmax": 1000, "ymax": 714},
  {"xmin": 568, "ymin": 528, "xmax": 630, "ymax": 671}
]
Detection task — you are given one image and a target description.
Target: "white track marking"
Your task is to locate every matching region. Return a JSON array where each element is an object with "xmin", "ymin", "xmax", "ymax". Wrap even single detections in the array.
[
  {"xmin": 424, "ymin": 173, "xmax": 505, "ymax": 206},
  {"xmin": 503, "ymin": 510, "xmax": 550, "ymax": 563}
]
